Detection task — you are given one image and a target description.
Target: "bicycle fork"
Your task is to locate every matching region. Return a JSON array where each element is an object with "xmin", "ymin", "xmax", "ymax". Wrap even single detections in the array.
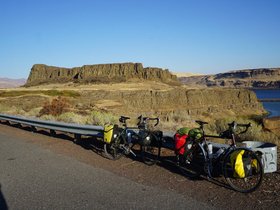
[{"xmin": 204, "ymin": 158, "xmax": 213, "ymax": 179}]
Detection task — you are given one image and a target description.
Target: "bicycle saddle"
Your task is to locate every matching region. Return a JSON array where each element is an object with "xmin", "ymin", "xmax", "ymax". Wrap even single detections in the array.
[
  {"xmin": 119, "ymin": 116, "xmax": 130, "ymax": 123},
  {"xmin": 195, "ymin": 120, "xmax": 208, "ymax": 126}
]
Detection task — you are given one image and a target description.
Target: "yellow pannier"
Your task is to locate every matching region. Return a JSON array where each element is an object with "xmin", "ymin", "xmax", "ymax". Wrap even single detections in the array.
[
  {"xmin": 104, "ymin": 124, "xmax": 115, "ymax": 144},
  {"xmin": 230, "ymin": 150, "xmax": 246, "ymax": 178},
  {"xmin": 230, "ymin": 149, "xmax": 259, "ymax": 178}
]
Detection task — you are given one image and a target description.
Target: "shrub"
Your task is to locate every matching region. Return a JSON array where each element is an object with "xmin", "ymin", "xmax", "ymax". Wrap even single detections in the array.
[
  {"xmin": 88, "ymin": 111, "xmax": 118, "ymax": 125},
  {"xmin": 39, "ymin": 97, "xmax": 70, "ymax": 116},
  {"xmin": 40, "ymin": 114, "xmax": 56, "ymax": 121},
  {"xmin": 26, "ymin": 107, "xmax": 41, "ymax": 117},
  {"xmin": 57, "ymin": 112, "xmax": 87, "ymax": 124}
]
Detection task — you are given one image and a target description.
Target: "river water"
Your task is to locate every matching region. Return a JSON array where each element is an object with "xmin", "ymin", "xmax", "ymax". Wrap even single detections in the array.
[{"xmin": 253, "ymin": 89, "xmax": 280, "ymax": 117}]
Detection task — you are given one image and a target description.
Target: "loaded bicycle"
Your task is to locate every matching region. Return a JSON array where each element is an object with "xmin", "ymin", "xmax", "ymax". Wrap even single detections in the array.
[
  {"xmin": 177, "ymin": 120, "xmax": 264, "ymax": 193},
  {"xmin": 103, "ymin": 115, "xmax": 163, "ymax": 165},
  {"xmin": 137, "ymin": 115, "xmax": 163, "ymax": 165}
]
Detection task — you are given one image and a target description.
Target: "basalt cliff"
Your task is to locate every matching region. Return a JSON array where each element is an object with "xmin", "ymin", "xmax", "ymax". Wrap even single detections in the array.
[
  {"xmin": 26, "ymin": 63, "xmax": 178, "ymax": 86},
  {"xmin": 179, "ymin": 68, "xmax": 280, "ymax": 88},
  {"xmin": 80, "ymin": 88, "xmax": 265, "ymax": 118}
]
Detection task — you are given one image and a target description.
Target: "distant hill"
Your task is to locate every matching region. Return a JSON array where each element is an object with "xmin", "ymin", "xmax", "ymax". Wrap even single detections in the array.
[
  {"xmin": 0, "ymin": 78, "xmax": 26, "ymax": 88},
  {"xmin": 172, "ymin": 72, "xmax": 202, "ymax": 78},
  {"xmin": 179, "ymin": 68, "xmax": 280, "ymax": 88}
]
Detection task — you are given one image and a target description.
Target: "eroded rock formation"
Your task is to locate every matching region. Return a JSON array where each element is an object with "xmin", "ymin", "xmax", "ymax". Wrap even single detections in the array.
[
  {"xmin": 179, "ymin": 68, "xmax": 280, "ymax": 88},
  {"xmin": 26, "ymin": 63, "xmax": 178, "ymax": 86},
  {"xmin": 75, "ymin": 88, "xmax": 265, "ymax": 117}
]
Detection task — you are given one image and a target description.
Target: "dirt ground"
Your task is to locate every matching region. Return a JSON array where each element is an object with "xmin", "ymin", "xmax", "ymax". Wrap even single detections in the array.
[{"xmin": 0, "ymin": 123, "xmax": 279, "ymax": 210}]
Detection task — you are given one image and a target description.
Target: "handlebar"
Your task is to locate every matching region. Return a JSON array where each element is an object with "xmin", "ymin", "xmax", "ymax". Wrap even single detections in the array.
[
  {"xmin": 228, "ymin": 121, "xmax": 251, "ymax": 133},
  {"xmin": 219, "ymin": 121, "xmax": 251, "ymax": 139},
  {"xmin": 137, "ymin": 115, "xmax": 160, "ymax": 127},
  {"xmin": 195, "ymin": 120, "xmax": 208, "ymax": 127}
]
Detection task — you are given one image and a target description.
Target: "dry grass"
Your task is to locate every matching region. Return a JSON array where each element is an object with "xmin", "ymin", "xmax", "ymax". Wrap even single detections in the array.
[{"xmin": 0, "ymin": 89, "xmax": 80, "ymax": 98}]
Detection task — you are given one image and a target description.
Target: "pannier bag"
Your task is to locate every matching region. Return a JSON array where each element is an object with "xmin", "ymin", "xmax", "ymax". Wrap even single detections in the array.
[
  {"xmin": 151, "ymin": 130, "xmax": 163, "ymax": 147},
  {"xmin": 230, "ymin": 150, "xmax": 259, "ymax": 178},
  {"xmin": 138, "ymin": 130, "xmax": 151, "ymax": 146},
  {"xmin": 188, "ymin": 128, "xmax": 203, "ymax": 141},
  {"xmin": 174, "ymin": 127, "xmax": 190, "ymax": 155},
  {"xmin": 104, "ymin": 124, "xmax": 119, "ymax": 144},
  {"xmin": 139, "ymin": 130, "xmax": 163, "ymax": 146}
]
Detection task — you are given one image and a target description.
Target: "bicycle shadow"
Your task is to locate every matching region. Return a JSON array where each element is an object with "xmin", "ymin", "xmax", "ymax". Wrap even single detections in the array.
[
  {"xmin": 157, "ymin": 152, "xmax": 203, "ymax": 180},
  {"xmin": 157, "ymin": 153, "xmax": 233, "ymax": 190},
  {"xmin": 155, "ymin": 137, "xmax": 234, "ymax": 190},
  {"xmin": 0, "ymin": 184, "xmax": 8, "ymax": 210}
]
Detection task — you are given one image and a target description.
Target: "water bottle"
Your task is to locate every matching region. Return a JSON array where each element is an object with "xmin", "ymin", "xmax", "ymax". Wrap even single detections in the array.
[{"xmin": 208, "ymin": 143, "xmax": 213, "ymax": 155}]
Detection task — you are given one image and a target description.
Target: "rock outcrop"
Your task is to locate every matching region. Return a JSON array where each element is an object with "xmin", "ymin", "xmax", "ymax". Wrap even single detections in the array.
[
  {"xmin": 26, "ymin": 63, "xmax": 178, "ymax": 86},
  {"xmin": 75, "ymin": 88, "xmax": 265, "ymax": 117},
  {"xmin": 179, "ymin": 68, "xmax": 280, "ymax": 88}
]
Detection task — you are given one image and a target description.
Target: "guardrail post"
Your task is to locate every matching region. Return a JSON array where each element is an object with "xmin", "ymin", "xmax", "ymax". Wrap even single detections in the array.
[
  {"xmin": 31, "ymin": 126, "xmax": 37, "ymax": 132},
  {"xmin": 50, "ymin": 129, "xmax": 56, "ymax": 136},
  {"xmin": 74, "ymin": 134, "xmax": 81, "ymax": 143}
]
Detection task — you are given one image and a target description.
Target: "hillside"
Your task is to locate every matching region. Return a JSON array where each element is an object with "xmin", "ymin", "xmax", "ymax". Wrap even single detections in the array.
[
  {"xmin": 25, "ymin": 63, "xmax": 179, "ymax": 86},
  {"xmin": 0, "ymin": 78, "xmax": 26, "ymax": 88},
  {"xmin": 179, "ymin": 68, "xmax": 280, "ymax": 88}
]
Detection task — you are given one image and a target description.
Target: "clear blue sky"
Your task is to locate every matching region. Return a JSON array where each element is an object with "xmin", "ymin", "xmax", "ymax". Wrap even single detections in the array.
[{"xmin": 1, "ymin": 0, "xmax": 280, "ymax": 79}]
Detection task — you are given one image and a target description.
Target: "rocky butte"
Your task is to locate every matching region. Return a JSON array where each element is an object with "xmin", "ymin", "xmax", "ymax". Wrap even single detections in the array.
[{"xmin": 25, "ymin": 63, "xmax": 178, "ymax": 86}]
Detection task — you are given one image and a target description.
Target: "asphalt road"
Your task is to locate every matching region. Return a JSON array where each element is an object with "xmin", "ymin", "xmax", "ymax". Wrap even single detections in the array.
[{"xmin": 0, "ymin": 127, "xmax": 213, "ymax": 210}]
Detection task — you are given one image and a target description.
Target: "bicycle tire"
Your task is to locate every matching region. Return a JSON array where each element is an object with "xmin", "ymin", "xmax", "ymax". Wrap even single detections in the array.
[
  {"xmin": 177, "ymin": 143, "xmax": 205, "ymax": 179},
  {"xmin": 223, "ymin": 148, "xmax": 263, "ymax": 193},
  {"xmin": 103, "ymin": 136, "xmax": 125, "ymax": 160},
  {"xmin": 141, "ymin": 145, "xmax": 160, "ymax": 166}
]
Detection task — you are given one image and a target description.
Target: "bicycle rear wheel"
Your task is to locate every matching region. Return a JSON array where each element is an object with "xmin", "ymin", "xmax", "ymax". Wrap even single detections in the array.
[
  {"xmin": 177, "ymin": 143, "xmax": 205, "ymax": 179},
  {"xmin": 223, "ymin": 148, "xmax": 263, "ymax": 193},
  {"xmin": 141, "ymin": 145, "xmax": 160, "ymax": 166},
  {"xmin": 103, "ymin": 136, "xmax": 125, "ymax": 160}
]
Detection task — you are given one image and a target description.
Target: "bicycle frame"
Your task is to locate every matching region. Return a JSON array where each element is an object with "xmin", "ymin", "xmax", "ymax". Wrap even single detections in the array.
[
  {"xmin": 192, "ymin": 121, "xmax": 258, "ymax": 178},
  {"xmin": 104, "ymin": 115, "xmax": 161, "ymax": 159}
]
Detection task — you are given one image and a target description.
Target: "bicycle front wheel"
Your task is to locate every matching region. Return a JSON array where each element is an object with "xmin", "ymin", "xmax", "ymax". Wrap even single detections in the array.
[
  {"xmin": 103, "ymin": 136, "xmax": 125, "ymax": 160},
  {"xmin": 177, "ymin": 143, "xmax": 205, "ymax": 179},
  {"xmin": 141, "ymin": 145, "xmax": 160, "ymax": 166},
  {"xmin": 223, "ymin": 148, "xmax": 263, "ymax": 193}
]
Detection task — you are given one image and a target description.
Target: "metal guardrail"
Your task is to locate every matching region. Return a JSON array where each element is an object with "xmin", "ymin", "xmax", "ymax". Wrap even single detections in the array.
[{"xmin": 0, "ymin": 114, "xmax": 104, "ymax": 137}]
